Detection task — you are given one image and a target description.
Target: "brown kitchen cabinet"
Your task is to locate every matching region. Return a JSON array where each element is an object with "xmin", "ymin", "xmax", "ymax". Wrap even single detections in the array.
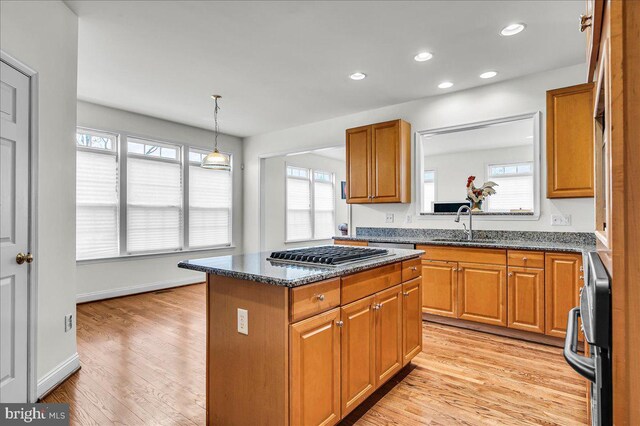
[
  {"xmin": 290, "ymin": 308, "xmax": 342, "ymax": 426},
  {"xmin": 340, "ymin": 295, "xmax": 376, "ymax": 417},
  {"xmin": 546, "ymin": 83, "xmax": 595, "ymax": 198},
  {"xmin": 507, "ymin": 266, "xmax": 545, "ymax": 334},
  {"xmin": 457, "ymin": 262, "xmax": 507, "ymax": 327},
  {"xmin": 402, "ymin": 278, "xmax": 422, "ymax": 364},
  {"xmin": 421, "ymin": 260, "xmax": 458, "ymax": 318},
  {"xmin": 374, "ymin": 285, "xmax": 403, "ymax": 386},
  {"xmin": 544, "ymin": 252, "xmax": 583, "ymax": 339},
  {"xmin": 333, "ymin": 239, "xmax": 368, "ymax": 247},
  {"xmin": 346, "ymin": 119, "xmax": 411, "ymax": 204}
]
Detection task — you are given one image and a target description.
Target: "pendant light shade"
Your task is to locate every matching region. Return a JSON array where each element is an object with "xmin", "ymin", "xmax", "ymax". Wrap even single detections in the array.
[
  {"xmin": 201, "ymin": 94, "xmax": 231, "ymax": 171},
  {"xmin": 201, "ymin": 148, "xmax": 231, "ymax": 170}
]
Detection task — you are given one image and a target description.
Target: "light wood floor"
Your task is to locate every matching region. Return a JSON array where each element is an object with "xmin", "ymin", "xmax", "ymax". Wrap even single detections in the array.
[{"xmin": 43, "ymin": 283, "xmax": 588, "ymax": 425}]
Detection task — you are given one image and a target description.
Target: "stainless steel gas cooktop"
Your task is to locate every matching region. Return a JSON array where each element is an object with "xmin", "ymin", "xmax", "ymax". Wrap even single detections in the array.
[{"xmin": 268, "ymin": 246, "xmax": 390, "ymax": 267}]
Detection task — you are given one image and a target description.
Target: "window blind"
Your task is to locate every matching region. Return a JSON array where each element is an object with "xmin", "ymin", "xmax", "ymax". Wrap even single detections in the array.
[
  {"xmin": 127, "ymin": 156, "xmax": 182, "ymax": 253},
  {"xmin": 314, "ymin": 179, "xmax": 335, "ymax": 239},
  {"xmin": 76, "ymin": 150, "xmax": 119, "ymax": 260},
  {"xmin": 286, "ymin": 172, "xmax": 312, "ymax": 241},
  {"xmin": 487, "ymin": 175, "xmax": 534, "ymax": 211},
  {"xmin": 189, "ymin": 165, "xmax": 232, "ymax": 247},
  {"xmin": 423, "ymin": 181, "xmax": 435, "ymax": 212}
]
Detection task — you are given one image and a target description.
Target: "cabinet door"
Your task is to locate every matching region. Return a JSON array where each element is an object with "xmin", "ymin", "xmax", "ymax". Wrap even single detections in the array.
[
  {"xmin": 374, "ymin": 285, "xmax": 403, "ymax": 386},
  {"xmin": 346, "ymin": 125, "xmax": 371, "ymax": 204},
  {"xmin": 340, "ymin": 296, "xmax": 375, "ymax": 417},
  {"xmin": 371, "ymin": 120, "xmax": 401, "ymax": 202},
  {"xmin": 458, "ymin": 263, "xmax": 507, "ymax": 327},
  {"xmin": 507, "ymin": 267, "xmax": 545, "ymax": 334},
  {"xmin": 290, "ymin": 308, "xmax": 341, "ymax": 426},
  {"xmin": 546, "ymin": 83, "xmax": 595, "ymax": 198},
  {"xmin": 545, "ymin": 253, "xmax": 583, "ymax": 338},
  {"xmin": 402, "ymin": 278, "xmax": 422, "ymax": 365},
  {"xmin": 421, "ymin": 260, "xmax": 458, "ymax": 318}
]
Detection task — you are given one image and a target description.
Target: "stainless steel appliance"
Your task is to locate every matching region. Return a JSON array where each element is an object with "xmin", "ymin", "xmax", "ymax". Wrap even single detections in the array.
[
  {"xmin": 564, "ymin": 252, "xmax": 612, "ymax": 426},
  {"xmin": 268, "ymin": 246, "xmax": 389, "ymax": 266}
]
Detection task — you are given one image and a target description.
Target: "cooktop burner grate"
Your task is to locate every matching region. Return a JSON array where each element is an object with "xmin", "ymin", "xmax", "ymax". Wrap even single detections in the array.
[{"xmin": 268, "ymin": 246, "xmax": 389, "ymax": 266}]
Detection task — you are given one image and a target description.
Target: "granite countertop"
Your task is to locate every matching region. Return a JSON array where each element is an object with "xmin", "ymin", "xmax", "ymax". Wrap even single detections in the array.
[
  {"xmin": 178, "ymin": 248, "xmax": 424, "ymax": 287},
  {"xmin": 333, "ymin": 228, "xmax": 596, "ymax": 254}
]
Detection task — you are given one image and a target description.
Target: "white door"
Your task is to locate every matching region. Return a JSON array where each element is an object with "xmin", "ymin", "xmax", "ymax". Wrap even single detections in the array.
[{"xmin": 0, "ymin": 61, "xmax": 31, "ymax": 403}]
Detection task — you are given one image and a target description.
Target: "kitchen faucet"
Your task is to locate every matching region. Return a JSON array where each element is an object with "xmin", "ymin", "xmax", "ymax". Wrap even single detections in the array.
[{"xmin": 455, "ymin": 205, "xmax": 473, "ymax": 241}]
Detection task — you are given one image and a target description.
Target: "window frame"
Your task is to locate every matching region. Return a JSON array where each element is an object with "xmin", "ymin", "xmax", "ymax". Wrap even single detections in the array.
[
  {"xmin": 75, "ymin": 128, "xmax": 234, "ymax": 263},
  {"xmin": 285, "ymin": 164, "xmax": 336, "ymax": 243}
]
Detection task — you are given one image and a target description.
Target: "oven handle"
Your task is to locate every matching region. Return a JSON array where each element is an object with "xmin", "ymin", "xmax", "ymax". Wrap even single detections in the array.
[{"xmin": 563, "ymin": 307, "xmax": 596, "ymax": 382}]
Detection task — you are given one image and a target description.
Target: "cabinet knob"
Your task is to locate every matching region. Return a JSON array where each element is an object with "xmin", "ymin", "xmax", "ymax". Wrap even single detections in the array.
[
  {"xmin": 372, "ymin": 303, "xmax": 382, "ymax": 310},
  {"xmin": 580, "ymin": 14, "xmax": 592, "ymax": 32},
  {"xmin": 579, "ymin": 275, "xmax": 584, "ymax": 281},
  {"xmin": 336, "ymin": 320, "xmax": 344, "ymax": 328},
  {"xmin": 410, "ymin": 266, "xmax": 418, "ymax": 271},
  {"xmin": 403, "ymin": 292, "xmax": 410, "ymax": 297},
  {"xmin": 508, "ymin": 272, "xmax": 513, "ymax": 277},
  {"xmin": 522, "ymin": 257, "xmax": 528, "ymax": 261},
  {"xmin": 316, "ymin": 294, "xmax": 325, "ymax": 302}
]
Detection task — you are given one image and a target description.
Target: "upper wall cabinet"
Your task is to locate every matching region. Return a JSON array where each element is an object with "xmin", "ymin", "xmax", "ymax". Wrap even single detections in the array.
[
  {"xmin": 546, "ymin": 83, "xmax": 595, "ymax": 198},
  {"xmin": 346, "ymin": 119, "xmax": 411, "ymax": 204}
]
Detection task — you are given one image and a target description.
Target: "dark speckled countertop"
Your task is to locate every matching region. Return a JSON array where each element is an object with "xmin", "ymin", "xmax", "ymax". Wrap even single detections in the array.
[{"xmin": 178, "ymin": 248, "xmax": 423, "ymax": 287}]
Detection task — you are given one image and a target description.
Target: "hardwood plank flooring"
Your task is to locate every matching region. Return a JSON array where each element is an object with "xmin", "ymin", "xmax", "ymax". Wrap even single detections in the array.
[{"xmin": 43, "ymin": 283, "xmax": 588, "ymax": 425}]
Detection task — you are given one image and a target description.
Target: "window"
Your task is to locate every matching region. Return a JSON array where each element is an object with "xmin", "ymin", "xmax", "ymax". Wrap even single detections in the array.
[
  {"xmin": 75, "ymin": 129, "xmax": 233, "ymax": 260},
  {"xmin": 126, "ymin": 137, "xmax": 182, "ymax": 254},
  {"xmin": 423, "ymin": 170, "xmax": 436, "ymax": 213},
  {"xmin": 286, "ymin": 166, "xmax": 335, "ymax": 242},
  {"xmin": 487, "ymin": 162, "xmax": 534, "ymax": 212},
  {"xmin": 76, "ymin": 129, "xmax": 120, "ymax": 260},
  {"xmin": 188, "ymin": 148, "xmax": 232, "ymax": 248}
]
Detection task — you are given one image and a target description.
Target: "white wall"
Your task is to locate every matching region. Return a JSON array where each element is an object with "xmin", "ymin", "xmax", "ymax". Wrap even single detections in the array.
[
  {"xmin": 244, "ymin": 64, "xmax": 594, "ymax": 252},
  {"xmin": 75, "ymin": 101, "xmax": 244, "ymax": 301},
  {"xmin": 263, "ymin": 153, "xmax": 347, "ymax": 251},
  {"xmin": 1, "ymin": 0, "xmax": 79, "ymax": 391},
  {"xmin": 424, "ymin": 145, "xmax": 534, "ymax": 206}
]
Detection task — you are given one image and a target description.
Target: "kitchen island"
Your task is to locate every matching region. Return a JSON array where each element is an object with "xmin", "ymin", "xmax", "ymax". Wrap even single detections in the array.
[{"xmin": 178, "ymin": 247, "xmax": 424, "ymax": 426}]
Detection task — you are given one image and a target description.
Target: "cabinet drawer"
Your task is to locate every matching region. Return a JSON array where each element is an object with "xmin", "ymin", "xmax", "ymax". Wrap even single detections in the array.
[
  {"xmin": 401, "ymin": 258, "xmax": 421, "ymax": 281},
  {"xmin": 341, "ymin": 263, "xmax": 402, "ymax": 305},
  {"xmin": 416, "ymin": 245, "xmax": 506, "ymax": 265},
  {"xmin": 508, "ymin": 250, "xmax": 545, "ymax": 268},
  {"xmin": 290, "ymin": 278, "xmax": 341, "ymax": 323},
  {"xmin": 334, "ymin": 239, "xmax": 368, "ymax": 246}
]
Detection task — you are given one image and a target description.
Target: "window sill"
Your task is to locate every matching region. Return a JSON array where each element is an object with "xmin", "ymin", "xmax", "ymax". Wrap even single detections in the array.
[
  {"xmin": 420, "ymin": 212, "xmax": 534, "ymax": 216},
  {"xmin": 76, "ymin": 245, "xmax": 236, "ymax": 265}
]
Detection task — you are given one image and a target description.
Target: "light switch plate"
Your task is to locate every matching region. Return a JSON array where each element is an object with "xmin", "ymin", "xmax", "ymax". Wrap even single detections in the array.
[
  {"xmin": 237, "ymin": 308, "xmax": 248, "ymax": 335},
  {"xmin": 64, "ymin": 314, "xmax": 73, "ymax": 332},
  {"xmin": 385, "ymin": 213, "xmax": 394, "ymax": 223},
  {"xmin": 551, "ymin": 214, "xmax": 571, "ymax": 226}
]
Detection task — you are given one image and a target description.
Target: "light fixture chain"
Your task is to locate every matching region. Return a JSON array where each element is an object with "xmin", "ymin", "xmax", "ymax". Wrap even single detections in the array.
[{"xmin": 214, "ymin": 96, "xmax": 220, "ymax": 150}]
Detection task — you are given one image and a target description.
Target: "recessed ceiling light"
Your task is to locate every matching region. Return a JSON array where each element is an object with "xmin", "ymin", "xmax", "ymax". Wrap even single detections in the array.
[
  {"xmin": 438, "ymin": 81, "xmax": 453, "ymax": 89},
  {"xmin": 480, "ymin": 71, "xmax": 498, "ymax": 79},
  {"xmin": 500, "ymin": 23, "xmax": 526, "ymax": 36},
  {"xmin": 414, "ymin": 52, "xmax": 433, "ymax": 62},
  {"xmin": 350, "ymin": 72, "xmax": 366, "ymax": 80}
]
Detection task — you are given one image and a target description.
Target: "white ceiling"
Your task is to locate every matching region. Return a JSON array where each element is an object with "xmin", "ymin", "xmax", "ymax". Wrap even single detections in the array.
[
  {"xmin": 66, "ymin": 1, "xmax": 585, "ymax": 138},
  {"xmin": 310, "ymin": 147, "xmax": 346, "ymax": 162},
  {"xmin": 423, "ymin": 117, "xmax": 534, "ymax": 156}
]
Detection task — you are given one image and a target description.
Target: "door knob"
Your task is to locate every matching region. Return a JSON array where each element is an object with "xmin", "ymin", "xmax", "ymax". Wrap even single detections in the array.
[{"xmin": 16, "ymin": 252, "xmax": 34, "ymax": 265}]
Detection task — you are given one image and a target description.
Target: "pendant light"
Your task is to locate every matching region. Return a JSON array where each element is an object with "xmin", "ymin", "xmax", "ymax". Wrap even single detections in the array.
[{"xmin": 201, "ymin": 95, "xmax": 231, "ymax": 171}]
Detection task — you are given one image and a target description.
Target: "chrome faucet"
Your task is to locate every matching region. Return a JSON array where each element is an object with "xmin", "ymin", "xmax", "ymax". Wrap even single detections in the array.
[{"xmin": 455, "ymin": 205, "xmax": 473, "ymax": 241}]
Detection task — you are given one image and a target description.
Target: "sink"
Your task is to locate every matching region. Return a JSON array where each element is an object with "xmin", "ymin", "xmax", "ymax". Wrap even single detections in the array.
[{"xmin": 431, "ymin": 238, "xmax": 500, "ymax": 244}]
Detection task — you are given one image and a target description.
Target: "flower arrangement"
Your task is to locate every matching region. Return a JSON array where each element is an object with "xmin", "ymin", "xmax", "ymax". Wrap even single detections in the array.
[{"xmin": 466, "ymin": 176, "xmax": 498, "ymax": 211}]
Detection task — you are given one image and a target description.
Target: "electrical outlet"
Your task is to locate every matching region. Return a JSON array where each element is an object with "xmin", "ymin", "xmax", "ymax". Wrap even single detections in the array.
[
  {"xmin": 64, "ymin": 314, "xmax": 73, "ymax": 332},
  {"xmin": 551, "ymin": 214, "xmax": 571, "ymax": 226},
  {"xmin": 237, "ymin": 308, "xmax": 248, "ymax": 335},
  {"xmin": 385, "ymin": 213, "xmax": 394, "ymax": 223},
  {"xmin": 406, "ymin": 215, "xmax": 412, "ymax": 224}
]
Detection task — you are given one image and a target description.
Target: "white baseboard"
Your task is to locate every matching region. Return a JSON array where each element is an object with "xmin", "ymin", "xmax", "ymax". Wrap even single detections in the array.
[
  {"xmin": 76, "ymin": 277, "xmax": 203, "ymax": 303},
  {"xmin": 37, "ymin": 352, "xmax": 80, "ymax": 399}
]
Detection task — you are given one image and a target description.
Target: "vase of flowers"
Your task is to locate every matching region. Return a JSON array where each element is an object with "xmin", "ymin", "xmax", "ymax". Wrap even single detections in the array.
[{"xmin": 466, "ymin": 176, "xmax": 498, "ymax": 212}]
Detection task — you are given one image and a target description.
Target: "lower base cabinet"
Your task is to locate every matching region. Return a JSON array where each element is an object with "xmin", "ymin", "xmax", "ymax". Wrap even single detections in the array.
[
  {"xmin": 290, "ymin": 309, "xmax": 341, "ymax": 426},
  {"xmin": 402, "ymin": 278, "xmax": 423, "ymax": 364},
  {"xmin": 341, "ymin": 296, "xmax": 376, "ymax": 417},
  {"xmin": 457, "ymin": 263, "xmax": 507, "ymax": 327},
  {"xmin": 374, "ymin": 285, "xmax": 403, "ymax": 385},
  {"xmin": 507, "ymin": 267, "xmax": 545, "ymax": 334}
]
